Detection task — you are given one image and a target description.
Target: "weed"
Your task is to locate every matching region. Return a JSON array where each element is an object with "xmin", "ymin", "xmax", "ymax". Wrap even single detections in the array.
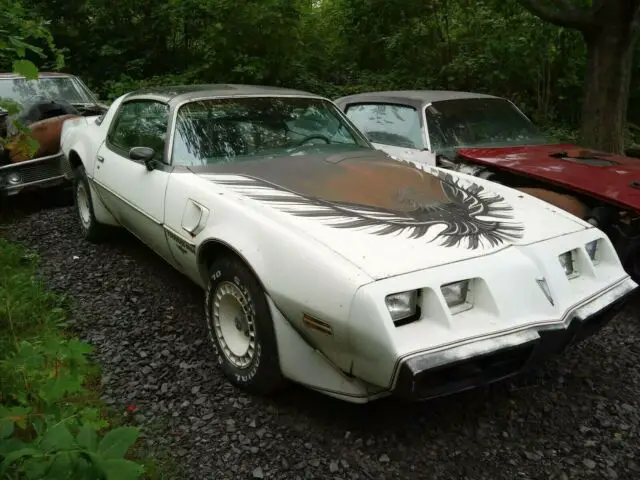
[{"xmin": 0, "ymin": 238, "xmax": 145, "ymax": 479}]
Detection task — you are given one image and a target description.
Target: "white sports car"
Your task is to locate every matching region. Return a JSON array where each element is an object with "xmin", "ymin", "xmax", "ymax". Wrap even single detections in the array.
[{"xmin": 59, "ymin": 84, "xmax": 637, "ymax": 403}]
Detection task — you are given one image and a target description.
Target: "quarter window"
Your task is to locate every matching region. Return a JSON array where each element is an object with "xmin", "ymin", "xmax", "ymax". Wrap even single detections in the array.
[
  {"xmin": 107, "ymin": 100, "xmax": 169, "ymax": 162},
  {"xmin": 344, "ymin": 103, "xmax": 424, "ymax": 149}
]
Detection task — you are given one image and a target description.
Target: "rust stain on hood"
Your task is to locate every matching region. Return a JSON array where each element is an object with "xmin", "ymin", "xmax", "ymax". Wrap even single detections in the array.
[
  {"xmin": 297, "ymin": 157, "xmax": 450, "ymax": 211},
  {"xmin": 192, "ymin": 151, "xmax": 448, "ymax": 211}
]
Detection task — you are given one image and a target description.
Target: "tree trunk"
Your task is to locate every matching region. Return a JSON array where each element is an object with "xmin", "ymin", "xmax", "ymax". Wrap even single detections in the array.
[{"xmin": 580, "ymin": 25, "xmax": 635, "ymax": 154}]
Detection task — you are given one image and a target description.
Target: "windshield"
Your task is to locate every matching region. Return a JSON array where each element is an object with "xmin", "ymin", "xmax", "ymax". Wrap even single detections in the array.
[
  {"xmin": 0, "ymin": 76, "xmax": 97, "ymax": 106},
  {"xmin": 171, "ymin": 96, "xmax": 371, "ymax": 166},
  {"xmin": 425, "ymin": 98, "xmax": 550, "ymax": 152},
  {"xmin": 345, "ymin": 103, "xmax": 424, "ymax": 149}
]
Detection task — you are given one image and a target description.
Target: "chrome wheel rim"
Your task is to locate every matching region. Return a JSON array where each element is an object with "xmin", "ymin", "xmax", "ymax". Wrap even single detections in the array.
[
  {"xmin": 76, "ymin": 182, "xmax": 91, "ymax": 230},
  {"xmin": 211, "ymin": 281, "xmax": 256, "ymax": 368}
]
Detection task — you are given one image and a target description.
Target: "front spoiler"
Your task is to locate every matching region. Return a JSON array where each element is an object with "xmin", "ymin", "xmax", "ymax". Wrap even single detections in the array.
[{"xmin": 392, "ymin": 277, "xmax": 637, "ymax": 401}]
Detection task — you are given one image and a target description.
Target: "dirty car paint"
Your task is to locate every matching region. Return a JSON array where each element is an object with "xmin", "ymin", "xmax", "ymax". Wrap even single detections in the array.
[
  {"xmin": 6, "ymin": 114, "xmax": 80, "ymax": 163},
  {"xmin": 456, "ymin": 144, "xmax": 640, "ymax": 212},
  {"xmin": 190, "ymin": 150, "xmax": 525, "ymax": 250}
]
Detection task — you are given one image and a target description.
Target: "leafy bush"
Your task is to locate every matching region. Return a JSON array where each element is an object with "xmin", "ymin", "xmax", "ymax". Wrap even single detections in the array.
[{"xmin": 0, "ymin": 238, "xmax": 145, "ymax": 479}]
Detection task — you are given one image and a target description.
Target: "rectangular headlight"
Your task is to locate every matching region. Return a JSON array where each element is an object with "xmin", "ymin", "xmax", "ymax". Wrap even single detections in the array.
[
  {"xmin": 440, "ymin": 280, "xmax": 470, "ymax": 309},
  {"xmin": 385, "ymin": 290, "xmax": 418, "ymax": 323},
  {"xmin": 585, "ymin": 239, "xmax": 599, "ymax": 263},
  {"xmin": 558, "ymin": 251, "xmax": 576, "ymax": 277}
]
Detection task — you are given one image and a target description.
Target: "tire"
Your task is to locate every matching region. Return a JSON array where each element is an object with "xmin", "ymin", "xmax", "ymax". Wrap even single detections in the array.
[
  {"xmin": 73, "ymin": 164, "xmax": 109, "ymax": 242},
  {"xmin": 204, "ymin": 255, "xmax": 286, "ymax": 395}
]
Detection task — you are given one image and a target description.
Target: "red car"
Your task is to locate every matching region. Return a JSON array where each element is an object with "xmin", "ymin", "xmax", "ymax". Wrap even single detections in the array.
[{"xmin": 335, "ymin": 90, "xmax": 640, "ymax": 282}]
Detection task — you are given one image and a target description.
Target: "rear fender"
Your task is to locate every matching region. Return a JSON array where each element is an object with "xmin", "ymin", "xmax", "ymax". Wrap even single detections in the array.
[
  {"xmin": 85, "ymin": 175, "xmax": 118, "ymax": 227},
  {"xmin": 63, "ymin": 135, "xmax": 117, "ymax": 226}
]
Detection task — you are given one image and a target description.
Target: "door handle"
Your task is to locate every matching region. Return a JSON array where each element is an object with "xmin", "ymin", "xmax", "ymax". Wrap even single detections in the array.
[{"xmin": 96, "ymin": 155, "xmax": 104, "ymax": 163}]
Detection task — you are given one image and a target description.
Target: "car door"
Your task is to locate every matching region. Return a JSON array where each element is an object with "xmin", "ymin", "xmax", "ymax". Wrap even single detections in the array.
[
  {"xmin": 343, "ymin": 102, "xmax": 436, "ymax": 167},
  {"xmin": 92, "ymin": 99, "xmax": 174, "ymax": 263}
]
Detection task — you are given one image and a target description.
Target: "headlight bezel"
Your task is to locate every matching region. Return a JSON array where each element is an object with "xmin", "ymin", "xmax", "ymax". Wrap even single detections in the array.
[
  {"xmin": 440, "ymin": 279, "xmax": 473, "ymax": 314},
  {"xmin": 558, "ymin": 250, "xmax": 579, "ymax": 279},
  {"xmin": 585, "ymin": 239, "xmax": 600, "ymax": 264},
  {"xmin": 385, "ymin": 290, "xmax": 420, "ymax": 326}
]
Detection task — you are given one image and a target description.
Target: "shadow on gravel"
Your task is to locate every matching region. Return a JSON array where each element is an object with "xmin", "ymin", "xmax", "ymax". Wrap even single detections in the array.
[{"xmin": 0, "ymin": 187, "xmax": 73, "ymax": 224}]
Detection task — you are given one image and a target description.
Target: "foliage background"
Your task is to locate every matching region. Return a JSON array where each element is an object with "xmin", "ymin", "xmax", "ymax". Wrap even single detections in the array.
[{"xmin": 2, "ymin": 0, "xmax": 639, "ymax": 145}]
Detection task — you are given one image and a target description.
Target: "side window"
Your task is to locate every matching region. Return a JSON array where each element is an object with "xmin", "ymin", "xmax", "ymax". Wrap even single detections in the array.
[
  {"xmin": 344, "ymin": 103, "xmax": 424, "ymax": 149},
  {"xmin": 107, "ymin": 100, "xmax": 169, "ymax": 162}
]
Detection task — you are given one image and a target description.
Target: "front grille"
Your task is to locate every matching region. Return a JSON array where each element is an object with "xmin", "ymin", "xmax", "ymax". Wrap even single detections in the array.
[
  {"xmin": 412, "ymin": 343, "xmax": 534, "ymax": 399},
  {"xmin": 60, "ymin": 157, "xmax": 74, "ymax": 178},
  {"xmin": 0, "ymin": 155, "xmax": 64, "ymax": 186}
]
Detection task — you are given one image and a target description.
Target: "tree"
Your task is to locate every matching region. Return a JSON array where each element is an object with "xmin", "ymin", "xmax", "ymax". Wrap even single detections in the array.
[
  {"xmin": 517, "ymin": 0, "xmax": 640, "ymax": 153},
  {"xmin": 0, "ymin": 0, "xmax": 62, "ymax": 75},
  {"xmin": 1, "ymin": 0, "xmax": 63, "ymax": 157}
]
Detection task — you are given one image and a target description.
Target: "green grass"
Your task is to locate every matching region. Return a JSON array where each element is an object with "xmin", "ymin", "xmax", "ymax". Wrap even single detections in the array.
[{"xmin": 0, "ymin": 237, "xmax": 177, "ymax": 479}]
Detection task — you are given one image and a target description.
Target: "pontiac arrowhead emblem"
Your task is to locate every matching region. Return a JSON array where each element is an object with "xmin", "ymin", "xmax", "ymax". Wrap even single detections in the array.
[{"xmin": 536, "ymin": 277, "xmax": 554, "ymax": 306}]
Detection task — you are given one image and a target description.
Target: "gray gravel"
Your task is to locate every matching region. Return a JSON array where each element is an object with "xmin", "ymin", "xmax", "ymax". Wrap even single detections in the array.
[{"xmin": 2, "ymin": 198, "xmax": 640, "ymax": 480}]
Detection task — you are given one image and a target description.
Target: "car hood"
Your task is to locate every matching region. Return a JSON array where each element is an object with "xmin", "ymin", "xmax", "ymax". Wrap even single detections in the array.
[
  {"xmin": 190, "ymin": 149, "xmax": 589, "ymax": 280},
  {"xmin": 455, "ymin": 143, "xmax": 640, "ymax": 213}
]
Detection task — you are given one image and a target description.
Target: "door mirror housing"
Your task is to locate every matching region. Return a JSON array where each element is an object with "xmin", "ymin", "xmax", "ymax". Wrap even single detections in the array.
[{"xmin": 129, "ymin": 146, "xmax": 156, "ymax": 171}]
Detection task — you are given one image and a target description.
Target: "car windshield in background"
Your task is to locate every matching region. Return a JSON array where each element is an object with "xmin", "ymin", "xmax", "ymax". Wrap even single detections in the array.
[
  {"xmin": 345, "ymin": 103, "xmax": 424, "ymax": 149},
  {"xmin": 171, "ymin": 96, "xmax": 370, "ymax": 166},
  {"xmin": 0, "ymin": 76, "xmax": 95, "ymax": 106},
  {"xmin": 425, "ymin": 98, "xmax": 550, "ymax": 151}
]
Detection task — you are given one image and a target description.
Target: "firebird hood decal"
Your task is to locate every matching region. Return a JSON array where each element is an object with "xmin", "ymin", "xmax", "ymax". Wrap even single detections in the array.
[{"xmin": 191, "ymin": 152, "xmax": 525, "ymax": 250}]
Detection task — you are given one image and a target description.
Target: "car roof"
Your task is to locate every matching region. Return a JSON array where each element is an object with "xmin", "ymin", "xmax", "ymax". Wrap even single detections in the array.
[
  {"xmin": 0, "ymin": 72, "xmax": 76, "ymax": 79},
  {"xmin": 124, "ymin": 84, "xmax": 326, "ymax": 104},
  {"xmin": 334, "ymin": 90, "xmax": 501, "ymax": 109}
]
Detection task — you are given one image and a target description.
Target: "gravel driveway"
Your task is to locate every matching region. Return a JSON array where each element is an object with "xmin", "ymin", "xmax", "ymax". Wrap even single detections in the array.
[{"xmin": 2, "ymin": 200, "xmax": 639, "ymax": 480}]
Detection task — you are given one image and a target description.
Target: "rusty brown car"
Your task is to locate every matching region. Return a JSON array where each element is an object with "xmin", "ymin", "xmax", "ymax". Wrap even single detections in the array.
[{"xmin": 0, "ymin": 72, "xmax": 108, "ymax": 197}]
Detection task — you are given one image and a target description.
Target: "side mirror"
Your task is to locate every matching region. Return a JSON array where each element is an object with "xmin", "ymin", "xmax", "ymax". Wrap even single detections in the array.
[{"xmin": 129, "ymin": 146, "xmax": 156, "ymax": 171}]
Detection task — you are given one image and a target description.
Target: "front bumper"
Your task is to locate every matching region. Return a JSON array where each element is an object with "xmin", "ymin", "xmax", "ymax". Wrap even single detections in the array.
[
  {"xmin": 392, "ymin": 276, "xmax": 637, "ymax": 401},
  {"xmin": 0, "ymin": 151, "xmax": 69, "ymax": 197}
]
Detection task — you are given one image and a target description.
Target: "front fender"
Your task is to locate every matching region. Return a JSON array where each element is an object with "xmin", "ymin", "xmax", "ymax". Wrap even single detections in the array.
[
  {"xmin": 178, "ymin": 188, "xmax": 374, "ymax": 373},
  {"xmin": 195, "ymin": 225, "xmax": 268, "ymax": 291},
  {"xmin": 193, "ymin": 219, "xmax": 368, "ymax": 373}
]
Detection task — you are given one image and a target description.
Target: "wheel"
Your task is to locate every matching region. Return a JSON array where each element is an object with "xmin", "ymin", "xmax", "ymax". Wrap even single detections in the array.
[
  {"xmin": 204, "ymin": 255, "xmax": 286, "ymax": 395},
  {"xmin": 73, "ymin": 164, "xmax": 109, "ymax": 242}
]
